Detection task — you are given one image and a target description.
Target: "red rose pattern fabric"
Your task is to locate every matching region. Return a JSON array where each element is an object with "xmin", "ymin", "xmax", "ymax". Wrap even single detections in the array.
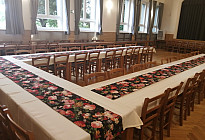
[
  {"xmin": 92, "ymin": 56, "xmax": 205, "ymax": 100},
  {"xmin": 0, "ymin": 57, "xmax": 123, "ymax": 140}
]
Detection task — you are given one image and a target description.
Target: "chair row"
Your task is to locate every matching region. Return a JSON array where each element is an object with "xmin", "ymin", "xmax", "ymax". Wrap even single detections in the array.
[
  {"xmin": 161, "ymin": 51, "xmax": 200, "ymax": 65},
  {"xmin": 166, "ymin": 40, "xmax": 205, "ymax": 53},
  {"xmin": 137, "ymin": 69, "xmax": 205, "ymax": 140},
  {"xmin": 0, "ymin": 105, "xmax": 34, "ymax": 140}
]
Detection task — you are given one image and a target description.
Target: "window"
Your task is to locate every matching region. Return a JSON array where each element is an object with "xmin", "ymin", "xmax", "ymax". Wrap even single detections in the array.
[
  {"xmin": 152, "ymin": 6, "xmax": 159, "ymax": 33},
  {"xmin": 139, "ymin": 2, "xmax": 149, "ymax": 33},
  {"xmin": 119, "ymin": 0, "xmax": 134, "ymax": 33},
  {"xmin": 0, "ymin": 0, "xmax": 5, "ymax": 29},
  {"xmin": 79, "ymin": 0, "xmax": 99, "ymax": 32},
  {"xmin": 36, "ymin": 0, "xmax": 66, "ymax": 31}
]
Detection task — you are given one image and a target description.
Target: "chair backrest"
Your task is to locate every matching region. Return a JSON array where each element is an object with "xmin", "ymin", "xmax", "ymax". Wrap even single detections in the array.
[
  {"xmin": 16, "ymin": 44, "xmax": 32, "ymax": 55},
  {"xmin": 144, "ymin": 61, "xmax": 157, "ymax": 69},
  {"xmin": 88, "ymin": 51, "xmax": 100, "ymax": 61},
  {"xmin": 69, "ymin": 46, "xmax": 80, "ymax": 51},
  {"xmin": 4, "ymin": 45, "xmax": 17, "ymax": 55},
  {"xmin": 141, "ymin": 93, "xmax": 166, "ymax": 127},
  {"xmin": 34, "ymin": 44, "xmax": 49, "ymax": 53},
  {"xmin": 84, "ymin": 72, "xmax": 106, "ymax": 86},
  {"xmin": 105, "ymin": 49, "xmax": 115, "ymax": 59},
  {"xmin": 114, "ymin": 45, "xmax": 122, "ymax": 48},
  {"xmin": 107, "ymin": 68, "xmax": 125, "ymax": 79},
  {"xmin": 130, "ymin": 64, "xmax": 144, "ymax": 73},
  {"xmin": 114, "ymin": 48, "xmax": 124, "ymax": 57},
  {"xmin": 3, "ymin": 108, "xmax": 34, "ymax": 140},
  {"xmin": 85, "ymin": 46, "xmax": 95, "ymax": 50},
  {"xmin": 0, "ymin": 105, "xmax": 34, "ymax": 140},
  {"xmin": 162, "ymin": 82, "xmax": 184, "ymax": 116},
  {"xmin": 32, "ymin": 56, "xmax": 50, "ymax": 72},
  {"xmin": 54, "ymin": 54, "xmax": 69, "ymax": 74},
  {"xmin": 96, "ymin": 45, "xmax": 104, "ymax": 49},
  {"xmin": 74, "ymin": 52, "xmax": 88, "ymax": 63},
  {"xmin": 125, "ymin": 47, "xmax": 134, "ymax": 56},
  {"xmin": 49, "ymin": 43, "xmax": 60, "ymax": 52}
]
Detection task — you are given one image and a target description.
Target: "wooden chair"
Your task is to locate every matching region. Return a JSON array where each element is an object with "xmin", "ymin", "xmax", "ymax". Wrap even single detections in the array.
[
  {"xmin": 15, "ymin": 45, "xmax": 31, "ymax": 55},
  {"xmin": 69, "ymin": 46, "xmax": 80, "ymax": 51},
  {"xmin": 175, "ymin": 76, "xmax": 198, "ymax": 126},
  {"xmin": 195, "ymin": 70, "xmax": 205, "ymax": 104},
  {"xmin": 32, "ymin": 56, "xmax": 51, "ymax": 72},
  {"xmin": 107, "ymin": 68, "xmax": 125, "ymax": 79},
  {"xmin": 0, "ymin": 105, "xmax": 34, "ymax": 140},
  {"xmin": 113, "ymin": 48, "xmax": 124, "ymax": 68},
  {"xmin": 54, "ymin": 54, "xmax": 69, "ymax": 80},
  {"xmin": 0, "ymin": 105, "xmax": 11, "ymax": 139},
  {"xmin": 84, "ymin": 72, "xmax": 106, "ymax": 86},
  {"xmin": 125, "ymin": 43, "xmax": 136, "ymax": 47},
  {"xmin": 130, "ymin": 63, "xmax": 144, "ymax": 73},
  {"xmin": 60, "ymin": 44, "xmax": 69, "ymax": 51},
  {"xmin": 146, "ymin": 46, "xmax": 155, "ymax": 62},
  {"xmin": 72, "ymin": 52, "xmax": 88, "ymax": 83},
  {"xmin": 187, "ymin": 42, "xmax": 195, "ymax": 53},
  {"xmin": 87, "ymin": 51, "xmax": 100, "ymax": 74},
  {"xmin": 140, "ymin": 47, "xmax": 148, "ymax": 63},
  {"xmin": 159, "ymin": 82, "xmax": 184, "ymax": 140},
  {"xmin": 49, "ymin": 43, "xmax": 60, "ymax": 52},
  {"xmin": 114, "ymin": 44, "xmax": 123, "ymax": 48},
  {"xmin": 137, "ymin": 93, "xmax": 166, "ymax": 140},
  {"xmin": 195, "ymin": 42, "xmax": 204, "ymax": 52},
  {"xmin": 96, "ymin": 45, "xmax": 104, "ymax": 49},
  {"xmin": 102, "ymin": 50, "xmax": 115, "ymax": 71},
  {"xmin": 124, "ymin": 47, "xmax": 134, "ymax": 69},
  {"xmin": 107, "ymin": 45, "xmax": 115, "ymax": 48},
  {"xmin": 166, "ymin": 40, "xmax": 174, "ymax": 51},
  {"xmin": 132, "ymin": 47, "xmax": 141, "ymax": 65},
  {"xmin": 59, "ymin": 40, "xmax": 70, "ymax": 43},
  {"xmin": 144, "ymin": 61, "xmax": 157, "ymax": 69},
  {"xmin": 172, "ymin": 41, "xmax": 181, "ymax": 53},
  {"xmin": 179, "ymin": 41, "xmax": 188, "ymax": 53},
  {"xmin": 4, "ymin": 45, "xmax": 17, "ymax": 55},
  {"xmin": 85, "ymin": 46, "xmax": 95, "ymax": 50},
  {"xmin": 34, "ymin": 44, "xmax": 49, "ymax": 53}
]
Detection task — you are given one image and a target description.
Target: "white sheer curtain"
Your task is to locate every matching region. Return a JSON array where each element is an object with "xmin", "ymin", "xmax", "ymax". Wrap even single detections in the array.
[{"xmin": 5, "ymin": 0, "xmax": 24, "ymax": 34}]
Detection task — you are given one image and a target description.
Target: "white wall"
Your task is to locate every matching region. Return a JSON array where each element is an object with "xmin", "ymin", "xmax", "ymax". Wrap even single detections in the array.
[
  {"xmin": 22, "ymin": 0, "xmax": 31, "ymax": 30},
  {"xmin": 161, "ymin": 0, "xmax": 184, "ymax": 38}
]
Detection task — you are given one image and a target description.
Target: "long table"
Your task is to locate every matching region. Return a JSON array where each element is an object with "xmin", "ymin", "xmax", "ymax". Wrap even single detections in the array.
[
  {"xmin": 8, "ymin": 46, "xmax": 155, "ymax": 81},
  {"xmin": 0, "ymin": 55, "xmax": 143, "ymax": 140},
  {"xmin": 85, "ymin": 54, "xmax": 205, "ymax": 116}
]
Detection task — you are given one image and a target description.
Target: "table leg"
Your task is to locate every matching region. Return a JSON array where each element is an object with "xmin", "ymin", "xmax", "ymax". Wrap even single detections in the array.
[
  {"xmin": 66, "ymin": 62, "xmax": 71, "ymax": 81},
  {"xmin": 121, "ymin": 128, "xmax": 134, "ymax": 140}
]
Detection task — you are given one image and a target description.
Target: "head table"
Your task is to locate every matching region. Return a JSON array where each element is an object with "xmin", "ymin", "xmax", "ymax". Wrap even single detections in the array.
[{"xmin": 0, "ymin": 46, "xmax": 204, "ymax": 140}]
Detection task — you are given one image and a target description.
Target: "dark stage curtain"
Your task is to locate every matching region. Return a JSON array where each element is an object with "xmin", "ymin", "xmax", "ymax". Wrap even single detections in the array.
[{"xmin": 177, "ymin": 0, "xmax": 205, "ymax": 41}]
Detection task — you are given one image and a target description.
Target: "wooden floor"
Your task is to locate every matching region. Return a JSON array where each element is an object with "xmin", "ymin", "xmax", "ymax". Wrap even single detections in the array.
[{"xmin": 147, "ymin": 49, "xmax": 205, "ymax": 140}]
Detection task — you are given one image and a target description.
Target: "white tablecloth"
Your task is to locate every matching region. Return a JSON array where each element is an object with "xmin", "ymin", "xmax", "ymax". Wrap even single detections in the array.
[
  {"xmin": 85, "ymin": 54, "xmax": 205, "ymax": 116},
  {"xmin": 0, "ymin": 55, "xmax": 143, "ymax": 140}
]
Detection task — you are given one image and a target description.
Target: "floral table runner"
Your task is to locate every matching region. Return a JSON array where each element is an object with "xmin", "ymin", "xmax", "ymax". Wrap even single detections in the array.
[
  {"xmin": 92, "ymin": 56, "xmax": 205, "ymax": 100},
  {"xmin": 0, "ymin": 57, "xmax": 123, "ymax": 140}
]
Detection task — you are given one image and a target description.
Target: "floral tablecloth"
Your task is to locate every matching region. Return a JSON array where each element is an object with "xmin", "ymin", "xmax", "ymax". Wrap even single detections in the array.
[
  {"xmin": 92, "ymin": 56, "xmax": 205, "ymax": 100},
  {"xmin": 0, "ymin": 57, "xmax": 123, "ymax": 140}
]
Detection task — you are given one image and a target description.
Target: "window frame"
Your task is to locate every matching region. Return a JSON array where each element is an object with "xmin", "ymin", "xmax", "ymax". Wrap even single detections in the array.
[
  {"xmin": 119, "ymin": 0, "xmax": 134, "ymax": 33},
  {"xmin": 36, "ymin": 0, "xmax": 66, "ymax": 31},
  {"xmin": 138, "ymin": 1, "xmax": 149, "ymax": 33},
  {"xmin": 152, "ymin": 6, "xmax": 159, "ymax": 34},
  {"xmin": 0, "ymin": 0, "xmax": 5, "ymax": 30},
  {"xmin": 79, "ymin": 0, "xmax": 97, "ymax": 32}
]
